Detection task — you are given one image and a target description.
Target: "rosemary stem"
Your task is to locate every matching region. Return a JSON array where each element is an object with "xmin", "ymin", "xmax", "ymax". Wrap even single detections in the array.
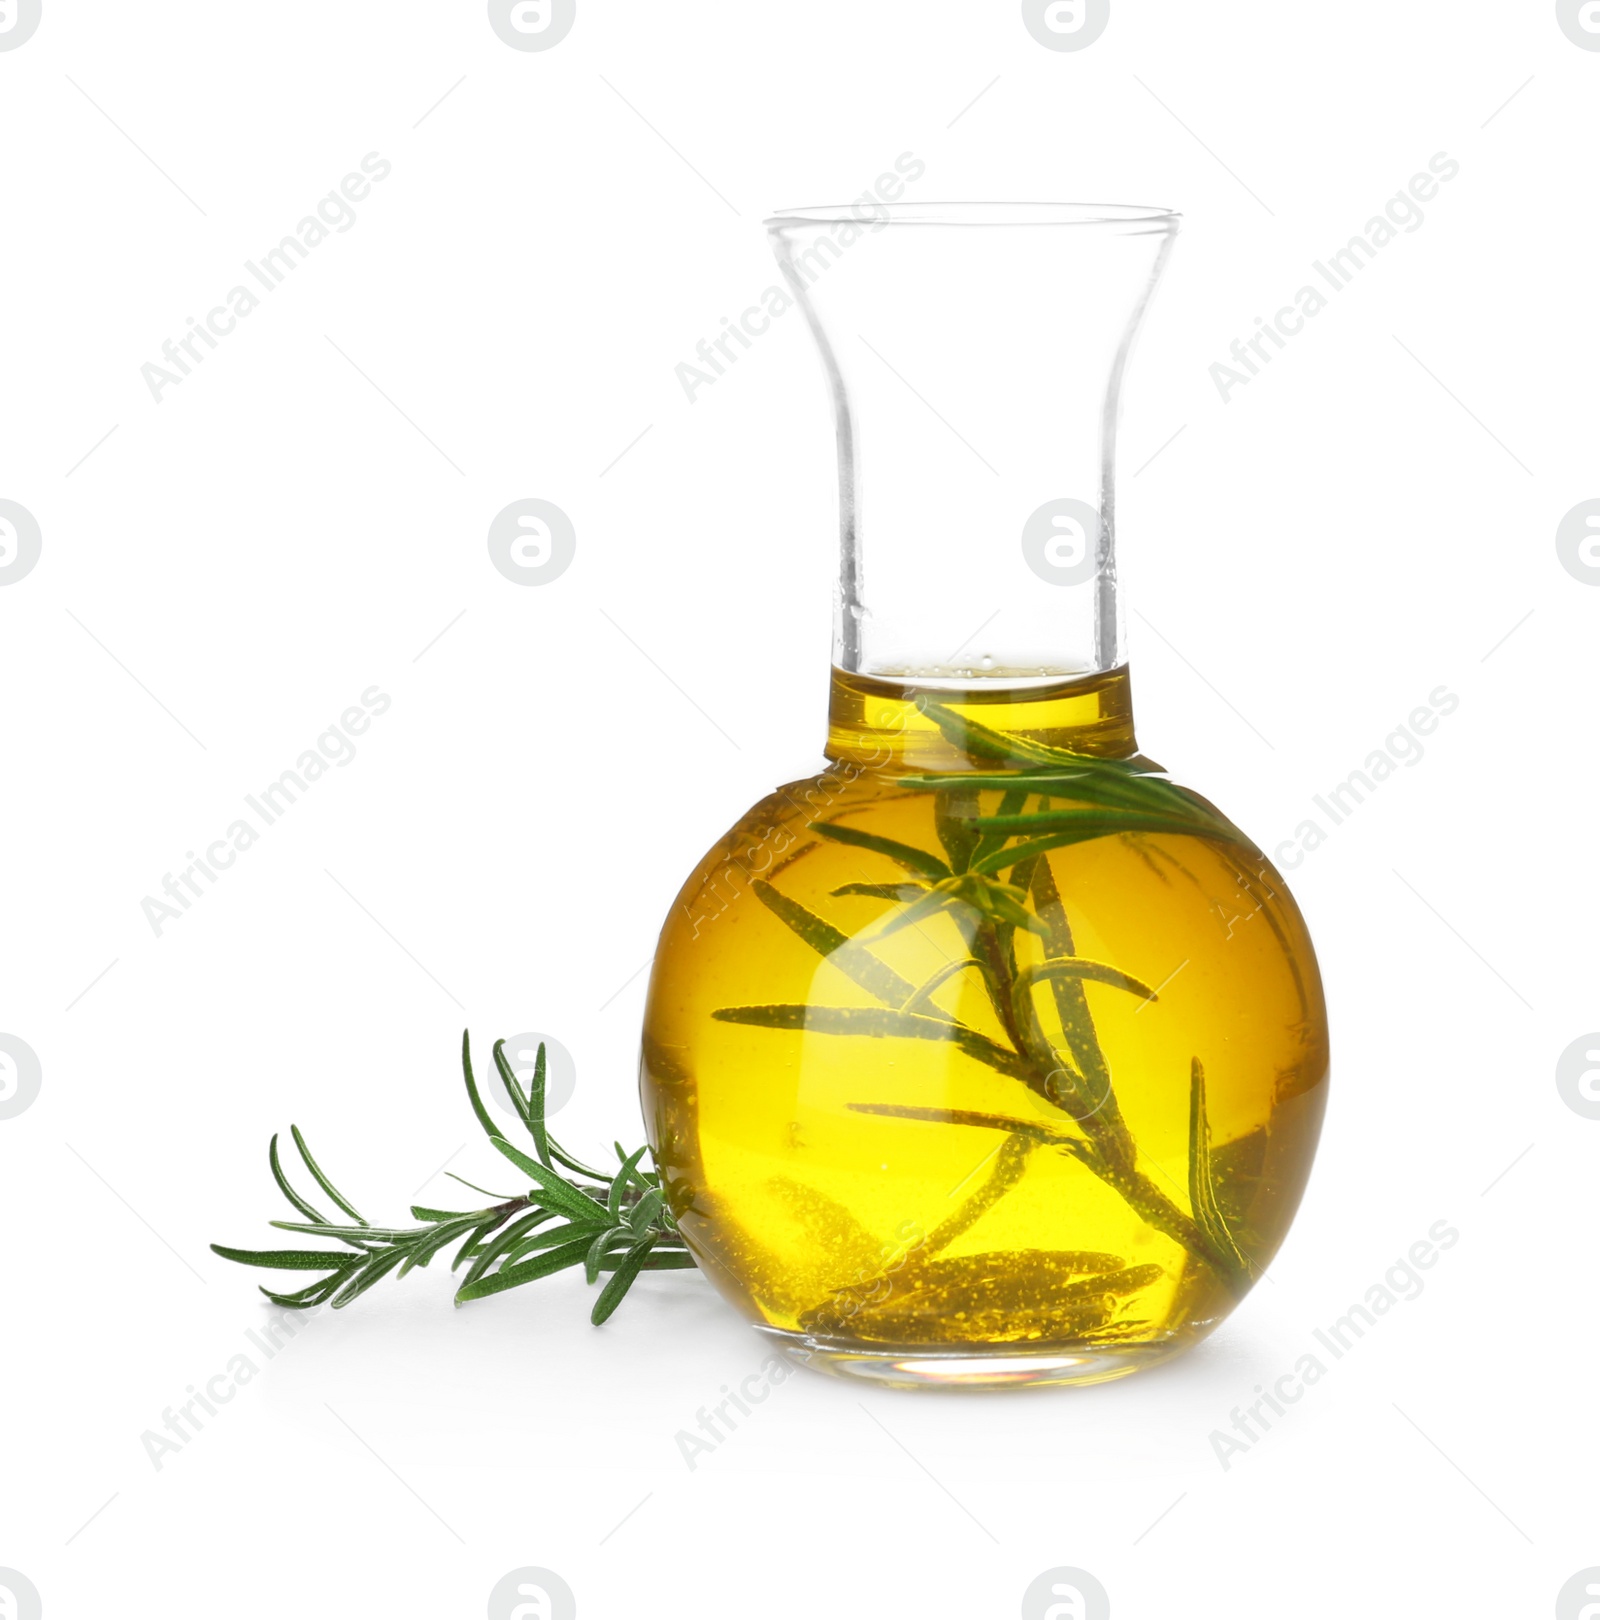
[
  {"xmin": 919, "ymin": 1134, "xmax": 1038, "ymax": 1261},
  {"xmin": 972, "ymin": 891, "xmax": 1246, "ymax": 1293}
]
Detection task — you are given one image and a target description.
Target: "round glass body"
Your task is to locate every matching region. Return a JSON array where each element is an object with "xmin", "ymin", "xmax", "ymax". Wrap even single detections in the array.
[{"xmin": 640, "ymin": 671, "xmax": 1328, "ymax": 1388}]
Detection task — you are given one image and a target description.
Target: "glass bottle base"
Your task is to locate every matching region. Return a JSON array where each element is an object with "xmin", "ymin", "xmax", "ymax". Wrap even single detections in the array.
[{"xmin": 756, "ymin": 1325, "xmax": 1191, "ymax": 1391}]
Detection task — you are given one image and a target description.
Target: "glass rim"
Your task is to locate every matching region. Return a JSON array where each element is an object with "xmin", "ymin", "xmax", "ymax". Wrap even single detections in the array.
[{"xmin": 766, "ymin": 201, "xmax": 1182, "ymax": 231}]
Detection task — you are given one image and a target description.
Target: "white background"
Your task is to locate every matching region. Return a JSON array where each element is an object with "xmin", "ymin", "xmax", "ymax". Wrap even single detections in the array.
[{"xmin": 2, "ymin": 3, "xmax": 1595, "ymax": 1616}]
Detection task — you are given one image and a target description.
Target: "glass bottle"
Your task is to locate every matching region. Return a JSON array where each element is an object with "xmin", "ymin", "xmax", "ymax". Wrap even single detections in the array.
[{"xmin": 640, "ymin": 203, "xmax": 1329, "ymax": 1389}]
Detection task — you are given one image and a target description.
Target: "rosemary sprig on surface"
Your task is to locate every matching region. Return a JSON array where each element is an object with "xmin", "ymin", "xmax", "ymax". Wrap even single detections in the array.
[{"xmin": 212, "ymin": 1033, "xmax": 691, "ymax": 1322}]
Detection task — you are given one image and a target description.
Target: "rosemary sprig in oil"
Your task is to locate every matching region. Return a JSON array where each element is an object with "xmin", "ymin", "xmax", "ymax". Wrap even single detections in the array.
[{"xmin": 712, "ymin": 702, "xmax": 1258, "ymax": 1295}]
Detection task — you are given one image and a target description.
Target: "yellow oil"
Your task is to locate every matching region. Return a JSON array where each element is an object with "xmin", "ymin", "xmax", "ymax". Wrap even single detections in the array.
[{"xmin": 641, "ymin": 666, "xmax": 1328, "ymax": 1380}]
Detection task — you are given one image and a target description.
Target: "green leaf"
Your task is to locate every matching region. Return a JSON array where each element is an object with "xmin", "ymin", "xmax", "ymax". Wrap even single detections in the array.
[
  {"xmin": 460, "ymin": 1210, "xmax": 551, "ymax": 1285},
  {"xmin": 591, "ymin": 1237, "xmax": 657, "ymax": 1324},
  {"xmin": 955, "ymin": 873, "xmax": 1045, "ymax": 934},
  {"xmin": 614, "ymin": 1143, "xmax": 656, "ymax": 1192},
  {"xmin": 1189, "ymin": 1058, "xmax": 1251, "ymax": 1278},
  {"xmin": 608, "ymin": 1146, "xmax": 650, "ymax": 1219},
  {"xmin": 905, "ymin": 767, "xmax": 1152, "ymax": 794},
  {"xmin": 845, "ymin": 1101, "xmax": 1094, "ymax": 1156},
  {"xmin": 494, "ymin": 1038, "xmax": 552, "ymax": 1167},
  {"xmin": 489, "ymin": 1038, "xmax": 529, "ymax": 1122},
  {"xmin": 1022, "ymin": 958, "xmax": 1160, "ymax": 1003},
  {"xmin": 627, "ymin": 1187, "xmax": 664, "ymax": 1235},
  {"xmin": 971, "ymin": 816, "xmax": 1191, "ymax": 881},
  {"xmin": 210, "ymin": 1244, "xmax": 359, "ymax": 1272},
  {"xmin": 499, "ymin": 1220, "xmax": 610, "ymax": 1265},
  {"xmin": 585, "ymin": 1226, "xmax": 626, "ymax": 1284},
  {"xmin": 632, "ymin": 1251, "xmax": 699, "ymax": 1271},
  {"xmin": 544, "ymin": 1140, "xmax": 612, "ymax": 1182},
  {"xmin": 854, "ymin": 882, "xmax": 964, "ymax": 943},
  {"xmin": 289, "ymin": 1125, "xmax": 367, "ymax": 1225},
  {"xmin": 970, "ymin": 808, "xmax": 1216, "ymax": 840},
  {"xmin": 460, "ymin": 1029, "xmax": 506, "ymax": 1146},
  {"xmin": 907, "ymin": 708, "xmax": 1239, "ymax": 828},
  {"xmin": 903, "ymin": 958, "xmax": 986, "ymax": 1016},
  {"xmin": 1007, "ymin": 851, "xmax": 1041, "ymax": 916},
  {"xmin": 454, "ymin": 1233, "xmax": 596, "ymax": 1304},
  {"xmin": 915, "ymin": 699, "xmax": 1078, "ymax": 767},
  {"xmin": 809, "ymin": 821, "xmax": 951, "ymax": 879},
  {"xmin": 410, "ymin": 1205, "xmax": 471, "ymax": 1222},
  {"xmin": 538, "ymin": 1061, "xmax": 610, "ymax": 1177},
  {"xmin": 400, "ymin": 1215, "xmax": 492, "ymax": 1277},
  {"xmin": 489, "ymin": 1137, "xmax": 612, "ymax": 1224},
  {"xmin": 933, "ymin": 786, "xmax": 981, "ymax": 874},
  {"xmin": 711, "ymin": 1004, "xmax": 1031, "ymax": 1081},
  {"xmin": 259, "ymin": 1275, "xmax": 343, "ymax": 1308},
  {"xmin": 451, "ymin": 1215, "xmax": 506, "ymax": 1272},
  {"xmin": 331, "ymin": 1246, "xmax": 410, "ymax": 1308},
  {"xmin": 904, "ymin": 769, "xmax": 1127, "ymax": 791},
  {"xmin": 753, "ymin": 879, "xmax": 916, "ymax": 1009},
  {"xmin": 1027, "ymin": 856, "xmax": 1124, "ymax": 1114},
  {"xmin": 972, "ymin": 788, "xmax": 1027, "ymax": 868},
  {"xmin": 445, "ymin": 1172, "xmax": 514, "ymax": 1200},
  {"xmin": 269, "ymin": 1220, "xmax": 419, "ymax": 1241},
  {"xmin": 269, "ymin": 1133, "xmax": 326, "ymax": 1225},
  {"xmin": 915, "ymin": 765, "xmax": 1208, "ymax": 824},
  {"xmin": 855, "ymin": 872, "xmax": 1044, "ymax": 945},
  {"xmin": 830, "ymin": 881, "xmax": 927, "ymax": 902}
]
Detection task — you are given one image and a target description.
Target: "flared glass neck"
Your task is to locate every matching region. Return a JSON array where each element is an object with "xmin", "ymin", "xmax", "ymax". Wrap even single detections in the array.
[{"xmin": 767, "ymin": 201, "xmax": 1178, "ymax": 687}]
